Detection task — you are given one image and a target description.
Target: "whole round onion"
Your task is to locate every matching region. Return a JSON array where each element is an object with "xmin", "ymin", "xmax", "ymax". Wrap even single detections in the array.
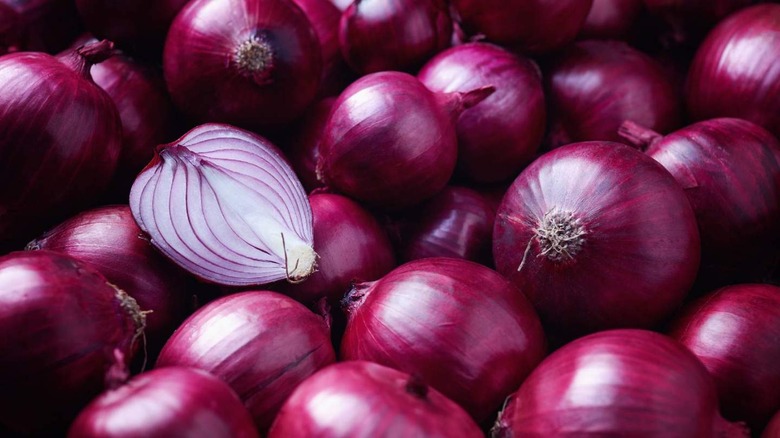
[
  {"xmin": 0, "ymin": 251, "xmax": 145, "ymax": 434},
  {"xmin": 493, "ymin": 141, "xmax": 700, "ymax": 339},
  {"xmin": 269, "ymin": 361, "xmax": 483, "ymax": 437},
  {"xmin": 286, "ymin": 97, "xmax": 335, "ymax": 192},
  {"xmin": 686, "ymin": 4, "xmax": 780, "ymax": 138},
  {"xmin": 339, "ymin": 0, "xmax": 452, "ymax": 74},
  {"xmin": 418, "ymin": 42, "xmax": 546, "ymax": 183},
  {"xmin": 493, "ymin": 329, "xmax": 747, "ymax": 437},
  {"xmin": 68, "ymin": 367, "xmax": 258, "ymax": 438},
  {"xmin": 0, "ymin": 0, "xmax": 82, "ymax": 53},
  {"xmin": 318, "ymin": 71, "xmax": 493, "ymax": 210},
  {"xmin": 643, "ymin": 0, "xmax": 752, "ymax": 46},
  {"xmin": 0, "ymin": 3, "xmax": 19, "ymax": 54},
  {"xmin": 163, "ymin": 0, "xmax": 322, "ymax": 128},
  {"xmin": 0, "ymin": 40, "xmax": 122, "ymax": 247},
  {"xmin": 546, "ymin": 40, "xmax": 681, "ymax": 148},
  {"xmin": 450, "ymin": 0, "xmax": 593, "ymax": 53},
  {"xmin": 341, "ymin": 257, "xmax": 546, "ymax": 422},
  {"xmin": 156, "ymin": 291, "xmax": 336, "ymax": 431},
  {"xmin": 669, "ymin": 283, "xmax": 780, "ymax": 430},
  {"xmin": 578, "ymin": 0, "xmax": 644, "ymax": 40}
]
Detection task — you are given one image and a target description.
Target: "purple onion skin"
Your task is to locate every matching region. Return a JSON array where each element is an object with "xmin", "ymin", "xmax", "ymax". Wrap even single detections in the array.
[
  {"xmin": 269, "ymin": 361, "xmax": 484, "ymax": 437},
  {"xmin": 418, "ymin": 43, "xmax": 546, "ymax": 183},
  {"xmin": 339, "ymin": 0, "xmax": 452, "ymax": 74},
  {"xmin": 0, "ymin": 3, "xmax": 19, "ymax": 54},
  {"xmin": 669, "ymin": 284, "xmax": 780, "ymax": 430},
  {"xmin": 341, "ymin": 257, "xmax": 547, "ymax": 423},
  {"xmin": 686, "ymin": 4, "xmax": 780, "ymax": 139},
  {"xmin": 644, "ymin": 118, "xmax": 780, "ymax": 286},
  {"xmin": 765, "ymin": 411, "xmax": 780, "ymax": 438},
  {"xmin": 578, "ymin": 0, "xmax": 644, "ymax": 40},
  {"xmin": 279, "ymin": 193, "xmax": 396, "ymax": 304},
  {"xmin": 157, "ymin": 291, "xmax": 336, "ymax": 431},
  {"xmin": 68, "ymin": 367, "xmax": 258, "ymax": 438},
  {"xmin": 451, "ymin": 0, "xmax": 593, "ymax": 54},
  {"xmin": 493, "ymin": 329, "xmax": 746, "ymax": 437},
  {"xmin": 286, "ymin": 97, "xmax": 335, "ymax": 192},
  {"xmin": 493, "ymin": 142, "xmax": 700, "ymax": 340},
  {"xmin": 27, "ymin": 205, "xmax": 190, "ymax": 351},
  {"xmin": 546, "ymin": 40, "xmax": 681, "ymax": 148},
  {"xmin": 0, "ymin": 251, "xmax": 143, "ymax": 434},
  {"xmin": 0, "ymin": 0, "xmax": 82, "ymax": 53}
]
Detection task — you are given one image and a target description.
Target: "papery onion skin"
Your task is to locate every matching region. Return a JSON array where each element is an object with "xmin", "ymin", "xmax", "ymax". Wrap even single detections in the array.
[
  {"xmin": 341, "ymin": 257, "xmax": 546, "ymax": 422},
  {"xmin": 339, "ymin": 0, "xmax": 452, "ymax": 74},
  {"xmin": 451, "ymin": 0, "xmax": 593, "ymax": 54},
  {"xmin": 493, "ymin": 141, "xmax": 700, "ymax": 339},
  {"xmin": 278, "ymin": 193, "xmax": 396, "ymax": 305},
  {"xmin": 269, "ymin": 361, "xmax": 483, "ymax": 437},
  {"xmin": 0, "ymin": 3, "xmax": 19, "ymax": 54},
  {"xmin": 669, "ymin": 284, "xmax": 780, "ymax": 430},
  {"xmin": 0, "ymin": 0, "xmax": 82, "ymax": 53},
  {"xmin": 546, "ymin": 40, "xmax": 681, "ymax": 148},
  {"xmin": 0, "ymin": 41, "xmax": 122, "ymax": 247},
  {"xmin": 286, "ymin": 97, "xmax": 335, "ymax": 192},
  {"xmin": 578, "ymin": 0, "xmax": 644, "ymax": 40},
  {"xmin": 418, "ymin": 42, "xmax": 545, "ymax": 183},
  {"xmin": 493, "ymin": 329, "xmax": 747, "ymax": 438},
  {"xmin": 643, "ymin": 0, "xmax": 752, "ymax": 46},
  {"xmin": 163, "ymin": 0, "xmax": 322, "ymax": 128},
  {"xmin": 685, "ymin": 4, "xmax": 780, "ymax": 138},
  {"xmin": 0, "ymin": 251, "xmax": 144, "ymax": 434},
  {"xmin": 68, "ymin": 367, "xmax": 258, "ymax": 438},
  {"xmin": 156, "ymin": 291, "xmax": 336, "ymax": 431}
]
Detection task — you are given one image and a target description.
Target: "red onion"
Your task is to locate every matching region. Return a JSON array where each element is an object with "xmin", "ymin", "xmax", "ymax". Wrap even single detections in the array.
[
  {"xmin": 493, "ymin": 141, "xmax": 700, "ymax": 339},
  {"xmin": 620, "ymin": 118, "xmax": 780, "ymax": 287},
  {"xmin": 0, "ymin": 40, "xmax": 122, "ymax": 247},
  {"xmin": 643, "ymin": 0, "xmax": 752, "ymax": 46},
  {"xmin": 129, "ymin": 123, "xmax": 316, "ymax": 286},
  {"xmin": 450, "ymin": 0, "xmax": 593, "ymax": 53},
  {"xmin": 318, "ymin": 71, "xmax": 494, "ymax": 210},
  {"xmin": 269, "ymin": 361, "xmax": 483, "ymax": 437},
  {"xmin": 26, "ymin": 205, "xmax": 190, "ymax": 351},
  {"xmin": 765, "ymin": 411, "xmax": 780, "ymax": 438},
  {"xmin": 578, "ymin": 0, "xmax": 644, "ymax": 40},
  {"xmin": 157, "ymin": 291, "xmax": 336, "ymax": 431},
  {"xmin": 163, "ymin": 0, "xmax": 322, "ymax": 128},
  {"xmin": 0, "ymin": 3, "xmax": 19, "ymax": 54},
  {"xmin": 545, "ymin": 40, "xmax": 681, "ymax": 148},
  {"xmin": 493, "ymin": 329, "xmax": 747, "ymax": 437},
  {"xmin": 418, "ymin": 42, "xmax": 546, "ymax": 183},
  {"xmin": 278, "ymin": 193, "xmax": 396, "ymax": 304},
  {"xmin": 286, "ymin": 97, "xmax": 335, "ymax": 192},
  {"xmin": 668, "ymin": 283, "xmax": 780, "ymax": 430},
  {"xmin": 686, "ymin": 4, "xmax": 780, "ymax": 138},
  {"xmin": 339, "ymin": 0, "xmax": 452, "ymax": 74},
  {"xmin": 341, "ymin": 257, "xmax": 546, "ymax": 422},
  {"xmin": 68, "ymin": 367, "xmax": 258, "ymax": 438},
  {"xmin": 0, "ymin": 251, "xmax": 145, "ymax": 434},
  {"xmin": 0, "ymin": 0, "xmax": 82, "ymax": 53}
]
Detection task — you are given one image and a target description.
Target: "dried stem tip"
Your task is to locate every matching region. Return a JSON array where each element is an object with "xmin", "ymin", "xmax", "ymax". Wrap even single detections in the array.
[
  {"xmin": 534, "ymin": 210, "xmax": 586, "ymax": 262},
  {"xmin": 235, "ymin": 35, "xmax": 275, "ymax": 82}
]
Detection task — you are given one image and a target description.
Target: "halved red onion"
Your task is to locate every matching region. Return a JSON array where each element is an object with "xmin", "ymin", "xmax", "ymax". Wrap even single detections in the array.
[
  {"xmin": 341, "ymin": 257, "xmax": 546, "ymax": 422},
  {"xmin": 269, "ymin": 361, "xmax": 483, "ymax": 437},
  {"xmin": 493, "ymin": 329, "xmax": 747, "ymax": 437},
  {"xmin": 493, "ymin": 141, "xmax": 700, "ymax": 339},
  {"xmin": 418, "ymin": 42, "xmax": 546, "ymax": 183},
  {"xmin": 156, "ymin": 291, "xmax": 336, "ymax": 431},
  {"xmin": 285, "ymin": 97, "xmax": 335, "ymax": 193},
  {"xmin": 578, "ymin": 0, "xmax": 644, "ymax": 40},
  {"xmin": 0, "ymin": 0, "xmax": 82, "ymax": 53},
  {"xmin": 129, "ymin": 123, "xmax": 316, "ymax": 287}
]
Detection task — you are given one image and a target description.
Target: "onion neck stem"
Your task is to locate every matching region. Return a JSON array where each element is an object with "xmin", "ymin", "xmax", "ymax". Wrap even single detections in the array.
[
  {"xmin": 618, "ymin": 120, "xmax": 662, "ymax": 151},
  {"xmin": 58, "ymin": 39, "xmax": 115, "ymax": 79}
]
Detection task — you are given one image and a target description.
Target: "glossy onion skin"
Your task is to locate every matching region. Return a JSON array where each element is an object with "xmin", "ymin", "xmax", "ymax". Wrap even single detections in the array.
[
  {"xmin": 686, "ymin": 4, "xmax": 780, "ymax": 138},
  {"xmin": 451, "ymin": 0, "xmax": 593, "ymax": 53},
  {"xmin": 418, "ymin": 43, "xmax": 546, "ymax": 183},
  {"xmin": 578, "ymin": 0, "xmax": 644, "ymax": 40},
  {"xmin": 318, "ymin": 72, "xmax": 458, "ymax": 210},
  {"xmin": 341, "ymin": 257, "xmax": 547, "ymax": 422},
  {"xmin": 156, "ymin": 291, "xmax": 336, "ymax": 431},
  {"xmin": 494, "ymin": 329, "xmax": 744, "ymax": 437},
  {"xmin": 646, "ymin": 118, "xmax": 780, "ymax": 285},
  {"xmin": 493, "ymin": 142, "xmax": 700, "ymax": 339},
  {"xmin": 68, "ymin": 367, "xmax": 258, "ymax": 438},
  {"xmin": 339, "ymin": 0, "xmax": 452, "ymax": 74},
  {"xmin": 0, "ymin": 251, "xmax": 142, "ymax": 434},
  {"xmin": 669, "ymin": 284, "xmax": 780, "ymax": 429},
  {"xmin": 269, "ymin": 361, "xmax": 483, "ymax": 437},
  {"xmin": 163, "ymin": 0, "xmax": 322, "ymax": 128},
  {"xmin": 546, "ymin": 40, "xmax": 681, "ymax": 148}
]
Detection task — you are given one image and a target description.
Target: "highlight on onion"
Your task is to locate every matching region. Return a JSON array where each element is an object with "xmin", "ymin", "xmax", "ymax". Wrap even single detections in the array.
[
  {"xmin": 578, "ymin": 0, "xmax": 644, "ymax": 40},
  {"xmin": 269, "ymin": 361, "xmax": 483, "ymax": 437},
  {"xmin": 0, "ymin": 251, "xmax": 145, "ymax": 434},
  {"xmin": 156, "ymin": 291, "xmax": 336, "ymax": 431},
  {"xmin": 493, "ymin": 329, "xmax": 748, "ymax": 437},
  {"xmin": 493, "ymin": 141, "xmax": 700, "ymax": 339},
  {"xmin": 163, "ymin": 0, "xmax": 322, "ymax": 128},
  {"xmin": 68, "ymin": 367, "xmax": 259, "ymax": 438},
  {"xmin": 129, "ymin": 123, "xmax": 317, "ymax": 287},
  {"xmin": 1, "ymin": 0, "xmax": 83, "ymax": 53},
  {"xmin": 341, "ymin": 257, "xmax": 546, "ymax": 422}
]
